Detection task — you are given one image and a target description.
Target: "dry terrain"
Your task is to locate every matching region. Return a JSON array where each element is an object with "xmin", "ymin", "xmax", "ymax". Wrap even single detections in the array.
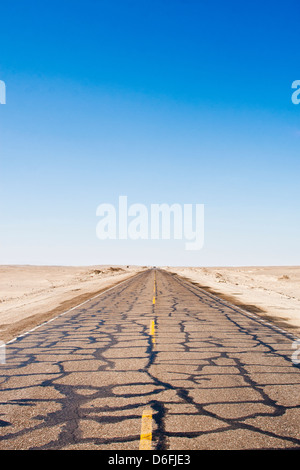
[
  {"xmin": 165, "ymin": 266, "xmax": 300, "ymax": 337},
  {"xmin": 1, "ymin": 264, "xmax": 299, "ymax": 344},
  {"xmin": 0, "ymin": 265, "xmax": 144, "ymax": 342},
  {"xmin": 1, "ymin": 269, "xmax": 300, "ymax": 450}
]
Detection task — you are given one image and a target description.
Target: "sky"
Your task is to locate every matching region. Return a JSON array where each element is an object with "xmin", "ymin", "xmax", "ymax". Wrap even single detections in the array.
[{"xmin": 0, "ymin": 0, "xmax": 299, "ymax": 266}]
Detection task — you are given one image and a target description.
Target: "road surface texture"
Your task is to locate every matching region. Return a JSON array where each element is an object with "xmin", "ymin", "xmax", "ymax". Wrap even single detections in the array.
[{"xmin": 1, "ymin": 268, "xmax": 300, "ymax": 450}]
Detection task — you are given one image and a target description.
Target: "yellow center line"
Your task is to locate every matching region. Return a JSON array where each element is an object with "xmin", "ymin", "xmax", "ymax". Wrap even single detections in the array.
[
  {"xmin": 153, "ymin": 272, "xmax": 156, "ymax": 299},
  {"xmin": 150, "ymin": 319, "xmax": 156, "ymax": 345},
  {"xmin": 150, "ymin": 320, "xmax": 155, "ymax": 336},
  {"xmin": 139, "ymin": 409, "xmax": 152, "ymax": 450}
]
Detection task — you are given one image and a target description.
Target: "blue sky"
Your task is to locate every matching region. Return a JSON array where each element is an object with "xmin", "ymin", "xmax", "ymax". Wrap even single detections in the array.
[{"xmin": 0, "ymin": 0, "xmax": 299, "ymax": 266}]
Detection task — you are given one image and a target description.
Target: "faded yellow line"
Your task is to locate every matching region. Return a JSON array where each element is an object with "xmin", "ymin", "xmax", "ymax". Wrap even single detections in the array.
[
  {"xmin": 139, "ymin": 409, "xmax": 152, "ymax": 450},
  {"xmin": 150, "ymin": 320, "xmax": 155, "ymax": 336},
  {"xmin": 150, "ymin": 319, "xmax": 156, "ymax": 345},
  {"xmin": 152, "ymin": 272, "xmax": 156, "ymax": 305}
]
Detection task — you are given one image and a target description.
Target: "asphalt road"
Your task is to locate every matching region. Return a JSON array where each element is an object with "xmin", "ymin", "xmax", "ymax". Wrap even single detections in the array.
[{"xmin": 1, "ymin": 268, "xmax": 300, "ymax": 450}]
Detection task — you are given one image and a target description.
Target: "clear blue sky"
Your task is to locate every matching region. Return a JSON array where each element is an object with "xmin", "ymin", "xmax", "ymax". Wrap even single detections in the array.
[{"xmin": 0, "ymin": 0, "xmax": 299, "ymax": 266}]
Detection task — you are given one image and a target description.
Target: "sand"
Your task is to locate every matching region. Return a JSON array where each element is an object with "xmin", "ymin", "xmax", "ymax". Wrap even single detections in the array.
[
  {"xmin": 0, "ymin": 265, "xmax": 144, "ymax": 342},
  {"xmin": 1, "ymin": 265, "xmax": 299, "ymax": 343},
  {"xmin": 165, "ymin": 266, "xmax": 300, "ymax": 338}
]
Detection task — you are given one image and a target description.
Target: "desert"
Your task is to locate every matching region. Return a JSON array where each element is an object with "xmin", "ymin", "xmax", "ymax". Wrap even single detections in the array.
[
  {"xmin": 0, "ymin": 265, "xmax": 144, "ymax": 343},
  {"xmin": 1, "ymin": 265, "xmax": 300, "ymax": 345},
  {"xmin": 166, "ymin": 266, "xmax": 300, "ymax": 338}
]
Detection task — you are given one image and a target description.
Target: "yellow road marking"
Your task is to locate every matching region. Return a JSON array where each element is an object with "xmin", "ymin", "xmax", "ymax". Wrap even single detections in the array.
[
  {"xmin": 153, "ymin": 271, "xmax": 157, "ymax": 303},
  {"xmin": 150, "ymin": 320, "xmax": 155, "ymax": 336},
  {"xmin": 150, "ymin": 320, "xmax": 156, "ymax": 344},
  {"xmin": 139, "ymin": 409, "xmax": 152, "ymax": 450}
]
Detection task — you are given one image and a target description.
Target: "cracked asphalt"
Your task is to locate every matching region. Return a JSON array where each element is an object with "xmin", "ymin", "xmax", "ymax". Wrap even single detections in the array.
[{"xmin": 1, "ymin": 268, "xmax": 300, "ymax": 450}]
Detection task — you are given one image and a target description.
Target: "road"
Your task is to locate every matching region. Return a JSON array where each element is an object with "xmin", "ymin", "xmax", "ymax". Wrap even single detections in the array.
[{"xmin": 0, "ymin": 268, "xmax": 300, "ymax": 450}]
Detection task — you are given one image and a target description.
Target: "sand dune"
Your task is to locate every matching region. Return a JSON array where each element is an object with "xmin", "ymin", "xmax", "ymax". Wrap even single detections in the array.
[
  {"xmin": 165, "ymin": 266, "xmax": 300, "ymax": 337},
  {"xmin": 0, "ymin": 265, "xmax": 144, "ymax": 342}
]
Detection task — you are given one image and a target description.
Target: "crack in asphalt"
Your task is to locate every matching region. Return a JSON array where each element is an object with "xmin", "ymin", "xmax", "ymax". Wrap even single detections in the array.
[{"xmin": 1, "ymin": 269, "xmax": 300, "ymax": 450}]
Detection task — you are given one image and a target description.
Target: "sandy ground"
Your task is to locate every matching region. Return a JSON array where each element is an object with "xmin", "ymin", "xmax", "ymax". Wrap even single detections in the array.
[
  {"xmin": 0, "ymin": 265, "xmax": 145, "ymax": 342},
  {"xmin": 1, "ymin": 264, "xmax": 299, "ymax": 344},
  {"xmin": 165, "ymin": 266, "xmax": 300, "ymax": 337}
]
